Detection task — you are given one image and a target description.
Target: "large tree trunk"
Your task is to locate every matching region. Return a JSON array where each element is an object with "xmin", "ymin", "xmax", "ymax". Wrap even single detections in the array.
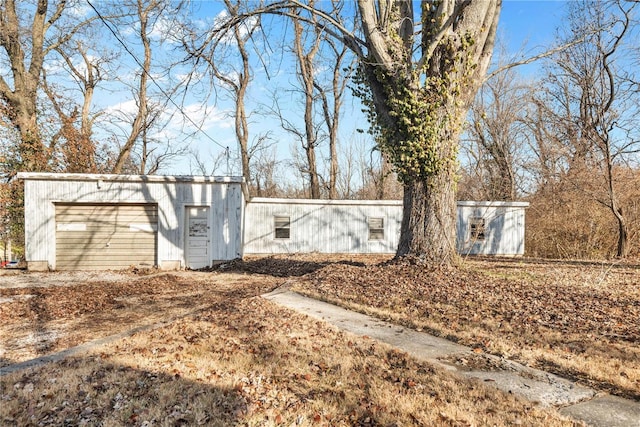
[
  {"xmin": 398, "ymin": 170, "xmax": 457, "ymax": 263},
  {"xmin": 215, "ymin": 0, "xmax": 500, "ymax": 264},
  {"xmin": 354, "ymin": 0, "xmax": 500, "ymax": 264}
]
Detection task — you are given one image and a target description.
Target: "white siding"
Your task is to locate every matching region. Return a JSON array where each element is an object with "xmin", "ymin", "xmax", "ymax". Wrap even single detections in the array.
[
  {"xmin": 246, "ymin": 199, "xmax": 529, "ymax": 256},
  {"xmin": 456, "ymin": 201, "xmax": 528, "ymax": 256},
  {"xmin": 21, "ymin": 173, "xmax": 245, "ymax": 270},
  {"xmin": 21, "ymin": 173, "xmax": 529, "ymax": 269},
  {"xmin": 244, "ymin": 198, "xmax": 403, "ymax": 254}
]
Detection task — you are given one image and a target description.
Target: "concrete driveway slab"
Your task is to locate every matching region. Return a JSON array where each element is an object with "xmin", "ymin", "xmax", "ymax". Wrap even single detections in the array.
[
  {"xmin": 560, "ymin": 395, "xmax": 640, "ymax": 427},
  {"xmin": 463, "ymin": 370, "xmax": 595, "ymax": 407},
  {"xmin": 263, "ymin": 288, "xmax": 467, "ymax": 363},
  {"xmin": 263, "ymin": 288, "xmax": 640, "ymax": 427}
]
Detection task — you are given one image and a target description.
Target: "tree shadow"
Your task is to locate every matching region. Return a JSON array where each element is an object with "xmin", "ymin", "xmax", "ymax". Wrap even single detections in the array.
[
  {"xmin": 0, "ymin": 356, "xmax": 243, "ymax": 426},
  {"xmin": 215, "ymin": 256, "xmax": 367, "ymax": 278}
]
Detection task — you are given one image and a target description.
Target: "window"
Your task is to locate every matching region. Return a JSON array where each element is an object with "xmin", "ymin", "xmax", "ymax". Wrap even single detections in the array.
[
  {"xmin": 274, "ymin": 216, "xmax": 290, "ymax": 239},
  {"xmin": 469, "ymin": 217, "xmax": 485, "ymax": 241},
  {"xmin": 368, "ymin": 217, "xmax": 384, "ymax": 240}
]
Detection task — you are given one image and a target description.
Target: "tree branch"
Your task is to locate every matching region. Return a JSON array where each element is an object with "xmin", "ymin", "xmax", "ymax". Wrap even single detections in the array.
[{"xmin": 485, "ymin": 34, "xmax": 595, "ymax": 82}]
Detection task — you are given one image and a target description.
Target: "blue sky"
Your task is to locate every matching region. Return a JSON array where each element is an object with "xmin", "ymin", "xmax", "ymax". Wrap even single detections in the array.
[
  {"xmin": 87, "ymin": 1, "xmax": 570, "ymax": 178},
  {"xmin": 182, "ymin": 2, "xmax": 567, "ymax": 176},
  {"xmin": 499, "ymin": 1, "xmax": 566, "ymax": 72}
]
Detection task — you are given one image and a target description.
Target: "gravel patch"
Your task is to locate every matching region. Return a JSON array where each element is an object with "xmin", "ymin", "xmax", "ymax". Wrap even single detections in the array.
[{"xmin": 0, "ymin": 270, "xmax": 143, "ymax": 289}]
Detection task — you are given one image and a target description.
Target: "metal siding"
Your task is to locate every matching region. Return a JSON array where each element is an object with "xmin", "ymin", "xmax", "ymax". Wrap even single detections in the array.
[
  {"xmin": 212, "ymin": 184, "xmax": 226, "ymax": 260},
  {"xmin": 243, "ymin": 200, "xmax": 402, "ymax": 254},
  {"xmin": 244, "ymin": 200, "xmax": 527, "ymax": 256},
  {"xmin": 24, "ymin": 180, "xmax": 53, "ymax": 264},
  {"xmin": 457, "ymin": 205, "xmax": 527, "ymax": 256},
  {"xmin": 206, "ymin": 183, "xmax": 244, "ymax": 261},
  {"xmin": 55, "ymin": 204, "xmax": 157, "ymax": 270},
  {"xmin": 23, "ymin": 175, "xmax": 529, "ymax": 266},
  {"xmin": 22, "ymin": 175, "xmax": 245, "ymax": 269}
]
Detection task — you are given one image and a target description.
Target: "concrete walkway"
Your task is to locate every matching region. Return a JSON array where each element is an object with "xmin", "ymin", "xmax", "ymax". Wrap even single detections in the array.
[{"xmin": 262, "ymin": 288, "xmax": 640, "ymax": 427}]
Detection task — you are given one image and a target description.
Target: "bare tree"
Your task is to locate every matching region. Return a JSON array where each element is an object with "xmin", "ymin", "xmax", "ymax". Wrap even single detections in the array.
[
  {"xmin": 577, "ymin": 1, "xmax": 638, "ymax": 258},
  {"xmin": 89, "ymin": 0, "xmax": 186, "ymax": 175},
  {"xmin": 41, "ymin": 40, "xmax": 109, "ymax": 173},
  {"xmin": 314, "ymin": 32, "xmax": 353, "ymax": 199},
  {"xmin": 251, "ymin": 142, "xmax": 283, "ymax": 197},
  {"xmin": 184, "ymin": 0, "xmax": 260, "ymax": 186},
  {"xmin": 110, "ymin": 0, "xmax": 155, "ymax": 173},
  {"xmin": 215, "ymin": 1, "xmax": 500, "ymax": 264},
  {"xmin": 529, "ymin": 0, "xmax": 639, "ymax": 258},
  {"xmin": 291, "ymin": 5, "xmax": 323, "ymax": 198},
  {"xmin": 463, "ymin": 65, "xmax": 530, "ymax": 201},
  {"xmin": 190, "ymin": 149, "xmax": 229, "ymax": 176},
  {"xmin": 0, "ymin": 0, "xmax": 97, "ymax": 171}
]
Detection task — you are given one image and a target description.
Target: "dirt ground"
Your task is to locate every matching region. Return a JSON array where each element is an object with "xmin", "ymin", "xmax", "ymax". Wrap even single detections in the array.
[
  {"xmin": 0, "ymin": 259, "xmax": 584, "ymax": 426},
  {"xmin": 291, "ymin": 255, "xmax": 640, "ymax": 400},
  {"xmin": 0, "ymin": 268, "xmax": 281, "ymax": 368}
]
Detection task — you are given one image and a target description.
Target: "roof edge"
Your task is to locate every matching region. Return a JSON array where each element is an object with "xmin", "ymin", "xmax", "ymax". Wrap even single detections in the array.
[
  {"xmin": 250, "ymin": 198, "xmax": 529, "ymax": 208},
  {"xmin": 456, "ymin": 200, "xmax": 530, "ymax": 208},
  {"xmin": 248, "ymin": 197, "xmax": 403, "ymax": 206},
  {"xmin": 16, "ymin": 172, "xmax": 244, "ymax": 184}
]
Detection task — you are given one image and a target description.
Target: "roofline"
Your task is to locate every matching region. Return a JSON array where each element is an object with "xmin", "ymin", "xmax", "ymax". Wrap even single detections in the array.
[
  {"xmin": 16, "ymin": 172, "xmax": 245, "ymax": 184},
  {"xmin": 249, "ymin": 197, "xmax": 403, "ymax": 206},
  {"xmin": 456, "ymin": 201, "xmax": 530, "ymax": 208},
  {"xmin": 250, "ymin": 197, "xmax": 529, "ymax": 208},
  {"xmin": 15, "ymin": 175, "xmax": 529, "ymax": 208}
]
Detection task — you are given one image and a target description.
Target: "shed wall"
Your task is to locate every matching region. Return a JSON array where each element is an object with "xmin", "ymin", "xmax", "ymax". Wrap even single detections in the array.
[
  {"xmin": 22, "ymin": 173, "xmax": 528, "ymax": 270},
  {"xmin": 245, "ymin": 199, "xmax": 528, "ymax": 256},
  {"xmin": 455, "ymin": 202, "xmax": 527, "ymax": 256},
  {"xmin": 22, "ymin": 175, "xmax": 244, "ymax": 270},
  {"xmin": 243, "ymin": 199, "xmax": 403, "ymax": 254}
]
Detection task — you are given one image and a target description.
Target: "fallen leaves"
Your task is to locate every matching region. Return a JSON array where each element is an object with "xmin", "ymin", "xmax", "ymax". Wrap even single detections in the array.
[
  {"xmin": 1, "ymin": 255, "xmax": 637, "ymax": 425},
  {"xmin": 0, "ymin": 266, "xmax": 576, "ymax": 426},
  {"xmin": 0, "ymin": 272, "xmax": 279, "ymax": 367},
  {"xmin": 293, "ymin": 256, "xmax": 640, "ymax": 399}
]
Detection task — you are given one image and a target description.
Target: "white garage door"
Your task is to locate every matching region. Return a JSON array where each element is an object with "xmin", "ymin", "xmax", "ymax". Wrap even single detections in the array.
[{"xmin": 55, "ymin": 204, "xmax": 158, "ymax": 270}]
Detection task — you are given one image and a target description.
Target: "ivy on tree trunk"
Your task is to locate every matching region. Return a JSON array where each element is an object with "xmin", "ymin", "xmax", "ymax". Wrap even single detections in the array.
[
  {"xmin": 201, "ymin": 0, "xmax": 502, "ymax": 265},
  {"xmin": 353, "ymin": 0, "xmax": 501, "ymax": 264}
]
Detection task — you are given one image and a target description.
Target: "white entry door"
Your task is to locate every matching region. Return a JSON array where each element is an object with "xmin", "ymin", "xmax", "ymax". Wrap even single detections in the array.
[{"xmin": 185, "ymin": 206, "xmax": 210, "ymax": 269}]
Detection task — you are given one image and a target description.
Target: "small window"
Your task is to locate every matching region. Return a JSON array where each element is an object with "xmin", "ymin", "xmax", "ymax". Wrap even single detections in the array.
[
  {"xmin": 469, "ymin": 217, "xmax": 485, "ymax": 241},
  {"xmin": 274, "ymin": 216, "xmax": 290, "ymax": 239},
  {"xmin": 368, "ymin": 217, "xmax": 384, "ymax": 240}
]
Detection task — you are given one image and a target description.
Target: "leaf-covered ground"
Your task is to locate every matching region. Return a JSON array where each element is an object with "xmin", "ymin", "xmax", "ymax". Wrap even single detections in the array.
[
  {"xmin": 0, "ymin": 265, "xmax": 577, "ymax": 426},
  {"xmin": 288, "ymin": 256, "xmax": 640, "ymax": 401},
  {"xmin": 0, "ymin": 271, "xmax": 279, "ymax": 367}
]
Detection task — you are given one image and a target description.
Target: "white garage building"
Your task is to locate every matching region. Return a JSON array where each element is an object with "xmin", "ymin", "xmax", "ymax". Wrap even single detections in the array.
[
  {"xmin": 19, "ymin": 173, "xmax": 528, "ymax": 271},
  {"xmin": 20, "ymin": 173, "xmax": 245, "ymax": 271}
]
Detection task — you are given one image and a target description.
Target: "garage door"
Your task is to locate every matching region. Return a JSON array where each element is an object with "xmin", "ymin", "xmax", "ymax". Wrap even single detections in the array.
[{"xmin": 55, "ymin": 204, "xmax": 157, "ymax": 270}]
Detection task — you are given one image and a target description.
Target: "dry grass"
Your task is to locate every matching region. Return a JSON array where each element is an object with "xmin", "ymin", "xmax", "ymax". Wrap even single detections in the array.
[
  {"xmin": 0, "ymin": 266, "xmax": 578, "ymax": 426},
  {"xmin": 291, "ymin": 256, "xmax": 640, "ymax": 401},
  {"xmin": 0, "ymin": 271, "xmax": 280, "ymax": 367}
]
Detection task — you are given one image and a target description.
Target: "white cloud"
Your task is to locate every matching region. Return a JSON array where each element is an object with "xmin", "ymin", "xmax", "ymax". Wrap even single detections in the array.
[
  {"xmin": 179, "ymin": 103, "xmax": 234, "ymax": 131},
  {"xmin": 213, "ymin": 9, "xmax": 260, "ymax": 47},
  {"xmin": 105, "ymin": 99, "xmax": 139, "ymax": 116},
  {"xmin": 67, "ymin": 3, "xmax": 92, "ymax": 19}
]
